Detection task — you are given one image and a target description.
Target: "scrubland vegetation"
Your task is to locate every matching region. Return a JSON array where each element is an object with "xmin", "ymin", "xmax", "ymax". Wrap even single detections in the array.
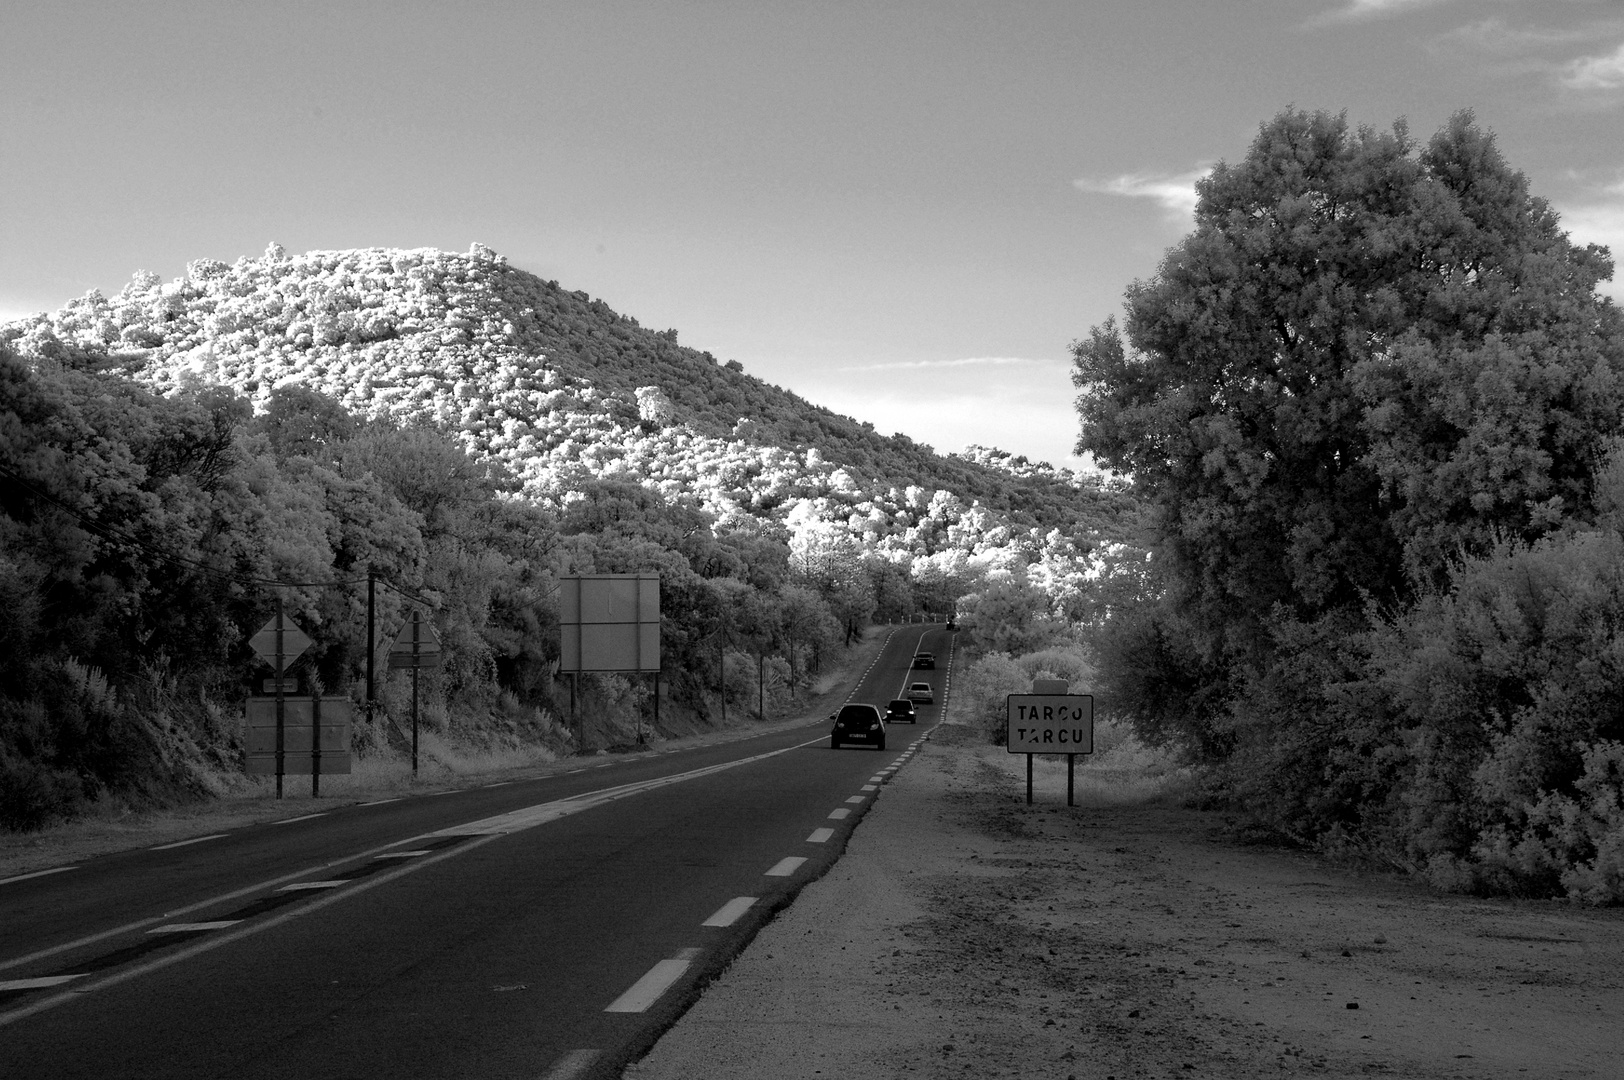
[
  {"xmin": 1067, "ymin": 108, "xmax": 1624, "ymax": 903},
  {"xmin": 0, "ymin": 244, "xmax": 1134, "ymax": 831}
]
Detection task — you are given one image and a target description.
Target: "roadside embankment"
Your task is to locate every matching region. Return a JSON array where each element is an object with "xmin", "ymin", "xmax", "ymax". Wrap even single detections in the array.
[
  {"xmin": 0, "ymin": 629, "xmax": 897, "ymax": 882},
  {"xmin": 627, "ymin": 722, "xmax": 1624, "ymax": 1080}
]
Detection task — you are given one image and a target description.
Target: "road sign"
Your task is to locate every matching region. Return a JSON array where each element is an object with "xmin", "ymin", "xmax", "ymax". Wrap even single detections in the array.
[
  {"xmin": 559, "ymin": 574, "xmax": 660, "ymax": 673},
  {"xmin": 1006, "ymin": 694, "xmax": 1094, "ymax": 753},
  {"xmin": 249, "ymin": 613, "xmax": 313, "ymax": 671},
  {"xmin": 389, "ymin": 608, "xmax": 441, "ymax": 668},
  {"xmin": 245, "ymin": 698, "xmax": 352, "ymax": 775}
]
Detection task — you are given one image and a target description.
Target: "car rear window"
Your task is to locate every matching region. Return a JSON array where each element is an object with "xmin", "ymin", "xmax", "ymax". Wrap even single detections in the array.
[{"xmin": 837, "ymin": 705, "xmax": 878, "ymax": 724}]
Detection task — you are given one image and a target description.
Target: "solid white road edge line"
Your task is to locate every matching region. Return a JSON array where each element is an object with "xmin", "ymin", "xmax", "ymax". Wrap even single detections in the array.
[
  {"xmin": 0, "ymin": 975, "xmax": 85, "ymax": 991},
  {"xmin": 765, "ymin": 857, "xmax": 807, "ymax": 877},
  {"xmin": 0, "ymin": 732, "xmax": 831, "ymax": 1023},
  {"xmin": 147, "ymin": 921, "xmax": 241, "ymax": 933},
  {"xmin": 701, "ymin": 896, "xmax": 757, "ymax": 927},
  {"xmin": 605, "ymin": 947, "xmax": 702, "ymax": 1013},
  {"xmin": 268, "ymin": 813, "xmax": 327, "ymax": 825},
  {"xmin": 539, "ymin": 1049, "xmax": 602, "ymax": 1080},
  {"xmin": 0, "ymin": 867, "xmax": 76, "ymax": 888},
  {"xmin": 806, "ymin": 828, "xmax": 834, "ymax": 843},
  {"xmin": 149, "ymin": 834, "xmax": 228, "ymax": 852},
  {"xmin": 277, "ymin": 881, "xmax": 347, "ymax": 891}
]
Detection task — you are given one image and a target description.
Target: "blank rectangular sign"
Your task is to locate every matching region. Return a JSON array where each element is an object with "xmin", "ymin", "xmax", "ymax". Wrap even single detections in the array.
[{"xmin": 559, "ymin": 574, "xmax": 661, "ymax": 672}]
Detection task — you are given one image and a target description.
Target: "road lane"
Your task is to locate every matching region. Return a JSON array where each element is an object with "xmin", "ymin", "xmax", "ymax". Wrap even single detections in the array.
[{"xmin": 0, "ymin": 623, "xmax": 956, "ymax": 1079}]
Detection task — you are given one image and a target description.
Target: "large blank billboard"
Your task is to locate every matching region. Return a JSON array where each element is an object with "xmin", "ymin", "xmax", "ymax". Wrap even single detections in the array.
[{"xmin": 559, "ymin": 574, "xmax": 661, "ymax": 673}]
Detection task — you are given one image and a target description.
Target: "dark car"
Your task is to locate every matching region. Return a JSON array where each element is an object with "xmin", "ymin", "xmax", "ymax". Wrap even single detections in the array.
[
  {"xmin": 905, "ymin": 681, "xmax": 935, "ymax": 705},
  {"xmin": 885, "ymin": 699, "xmax": 917, "ymax": 724},
  {"xmin": 913, "ymin": 652, "xmax": 935, "ymax": 669},
  {"xmin": 830, "ymin": 704, "xmax": 886, "ymax": 750},
  {"xmin": 946, "ymin": 619, "xmax": 958, "ymax": 631}
]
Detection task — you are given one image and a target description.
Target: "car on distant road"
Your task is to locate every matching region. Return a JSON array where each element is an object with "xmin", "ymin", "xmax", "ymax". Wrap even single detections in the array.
[
  {"xmin": 912, "ymin": 652, "xmax": 935, "ymax": 669},
  {"xmin": 830, "ymin": 703, "xmax": 886, "ymax": 750},
  {"xmin": 885, "ymin": 699, "xmax": 917, "ymax": 724},
  {"xmin": 906, "ymin": 682, "xmax": 934, "ymax": 705},
  {"xmin": 946, "ymin": 619, "xmax": 958, "ymax": 631}
]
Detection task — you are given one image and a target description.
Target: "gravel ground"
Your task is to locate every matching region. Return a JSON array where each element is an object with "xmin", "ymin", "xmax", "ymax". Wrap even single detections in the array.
[{"xmin": 626, "ymin": 723, "xmax": 1624, "ymax": 1080}]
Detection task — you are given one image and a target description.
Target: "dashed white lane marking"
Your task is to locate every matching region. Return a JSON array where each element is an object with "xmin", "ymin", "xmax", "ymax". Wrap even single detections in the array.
[
  {"xmin": 868, "ymin": 776, "xmax": 885, "ymax": 783},
  {"xmin": 150, "ymin": 834, "xmax": 227, "ymax": 851},
  {"xmin": 277, "ymin": 881, "xmax": 347, "ymax": 891},
  {"xmin": 539, "ymin": 1048, "xmax": 601, "ymax": 1080},
  {"xmin": 0, "ymin": 975, "xmax": 85, "ymax": 991},
  {"xmin": 374, "ymin": 850, "xmax": 432, "ymax": 859},
  {"xmin": 827, "ymin": 808, "xmax": 851, "ymax": 820},
  {"xmin": 605, "ymin": 947, "xmax": 702, "ymax": 1013},
  {"xmin": 0, "ymin": 867, "xmax": 76, "ymax": 888},
  {"xmin": 765, "ymin": 857, "xmax": 807, "ymax": 877},
  {"xmin": 844, "ymin": 795, "xmax": 866, "ymax": 804},
  {"xmin": 358, "ymin": 798, "xmax": 400, "ymax": 806},
  {"xmin": 0, "ymin": 733, "xmax": 834, "ymax": 1026},
  {"xmin": 428, "ymin": 790, "xmax": 458, "ymax": 796},
  {"xmin": 806, "ymin": 828, "xmax": 834, "ymax": 843},
  {"xmin": 268, "ymin": 813, "xmax": 327, "ymax": 826},
  {"xmin": 702, "ymin": 896, "xmax": 757, "ymax": 927},
  {"xmin": 147, "ymin": 921, "xmax": 242, "ymax": 934},
  {"xmin": 860, "ymin": 785, "xmax": 877, "ymax": 792}
]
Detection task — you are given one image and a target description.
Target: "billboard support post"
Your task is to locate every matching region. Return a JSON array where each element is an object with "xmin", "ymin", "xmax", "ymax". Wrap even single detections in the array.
[
  {"xmin": 558, "ymin": 574, "xmax": 661, "ymax": 745},
  {"xmin": 1007, "ymin": 681, "xmax": 1092, "ymax": 808}
]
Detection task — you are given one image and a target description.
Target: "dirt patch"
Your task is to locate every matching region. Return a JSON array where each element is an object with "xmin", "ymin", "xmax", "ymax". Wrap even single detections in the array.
[{"xmin": 627, "ymin": 723, "xmax": 1624, "ymax": 1080}]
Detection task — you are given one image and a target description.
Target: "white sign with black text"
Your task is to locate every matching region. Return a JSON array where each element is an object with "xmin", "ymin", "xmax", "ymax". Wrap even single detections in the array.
[{"xmin": 1005, "ymin": 694, "xmax": 1094, "ymax": 754}]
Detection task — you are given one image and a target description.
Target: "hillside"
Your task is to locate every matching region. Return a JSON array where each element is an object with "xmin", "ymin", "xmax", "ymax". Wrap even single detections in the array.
[
  {"xmin": 0, "ymin": 243, "xmax": 1142, "ymax": 831},
  {"xmin": 1, "ymin": 243, "xmax": 1135, "ymax": 561}
]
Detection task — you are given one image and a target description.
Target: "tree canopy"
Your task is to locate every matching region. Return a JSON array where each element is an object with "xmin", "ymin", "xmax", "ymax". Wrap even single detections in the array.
[{"xmin": 1075, "ymin": 108, "xmax": 1624, "ymax": 669}]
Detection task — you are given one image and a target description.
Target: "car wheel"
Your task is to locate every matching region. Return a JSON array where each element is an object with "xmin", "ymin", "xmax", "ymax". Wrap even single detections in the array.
[
  {"xmin": 877, "ymin": 738, "xmax": 886, "ymax": 751},
  {"xmin": 830, "ymin": 737, "xmax": 840, "ymax": 750}
]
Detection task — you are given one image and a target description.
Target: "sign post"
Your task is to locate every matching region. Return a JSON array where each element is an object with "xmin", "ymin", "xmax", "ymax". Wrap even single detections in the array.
[
  {"xmin": 558, "ymin": 574, "xmax": 661, "ymax": 746},
  {"xmin": 389, "ymin": 608, "xmax": 442, "ymax": 775},
  {"xmin": 248, "ymin": 599, "xmax": 313, "ymax": 799},
  {"xmin": 1006, "ymin": 684, "xmax": 1093, "ymax": 806}
]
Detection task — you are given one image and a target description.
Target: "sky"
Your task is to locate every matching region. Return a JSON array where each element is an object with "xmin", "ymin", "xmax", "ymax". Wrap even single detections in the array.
[{"xmin": 6, "ymin": 1, "xmax": 1624, "ymax": 472}]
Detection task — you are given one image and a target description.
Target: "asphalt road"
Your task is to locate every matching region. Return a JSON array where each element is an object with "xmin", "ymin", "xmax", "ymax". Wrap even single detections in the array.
[{"xmin": 0, "ymin": 624, "xmax": 956, "ymax": 1080}]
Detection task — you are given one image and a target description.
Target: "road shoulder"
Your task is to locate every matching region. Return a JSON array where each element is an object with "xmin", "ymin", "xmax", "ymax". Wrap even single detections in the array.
[{"xmin": 627, "ymin": 723, "xmax": 1624, "ymax": 1080}]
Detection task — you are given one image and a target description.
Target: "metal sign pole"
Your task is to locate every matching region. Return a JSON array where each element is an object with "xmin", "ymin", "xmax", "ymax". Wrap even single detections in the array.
[
  {"xmin": 312, "ymin": 689, "xmax": 322, "ymax": 798},
  {"xmin": 1067, "ymin": 753, "xmax": 1075, "ymax": 807},
  {"xmin": 274, "ymin": 594, "xmax": 286, "ymax": 800},
  {"xmin": 410, "ymin": 611, "xmax": 421, "ymax": 776},
  {"xmin": 366, "ymin": 570, "xmax": 376, "ymax": 724},
  {"xmin": 1026, "ymin": 753, "xmax": 1033, "ymax": 805}
]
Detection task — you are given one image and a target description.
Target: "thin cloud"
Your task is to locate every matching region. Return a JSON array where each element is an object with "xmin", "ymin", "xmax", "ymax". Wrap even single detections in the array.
[
  {"xmin": 837, "ymin": 356, "xmax": 1050, "ymax": 373},
  {"xmin": 1073, "ymin": 168, "xmax": 1209, "ymax": 223},
  {"xmin": 1563, "ymin": 42, "xmax": 1624, "ymax": 90},
  {"xmin": 1557, "ymin": 190, "xmax": 1624, "ymax": 301},
  {"xmin": 1314, "ymin": 0, "xmax": 1450, "ymax": 23}
]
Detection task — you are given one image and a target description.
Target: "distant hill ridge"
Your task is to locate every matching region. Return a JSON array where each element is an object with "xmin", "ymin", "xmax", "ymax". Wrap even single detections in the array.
[{"xmin": 2, "ymin": 243, "xmax": 1134, "ymax": 559}]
